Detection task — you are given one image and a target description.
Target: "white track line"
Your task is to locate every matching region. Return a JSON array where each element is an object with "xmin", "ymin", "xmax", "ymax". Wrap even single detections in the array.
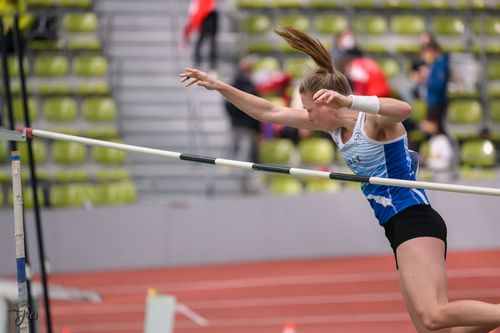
[
  {"xmin": 176, "ymin": 303, "xmax": 209, "ymax": 327},
  {"xmin": 51, "ymin": 288, "xmax": 500, "ymax": 315},
  {"xmin": 83, "ymin": 267, "xmax": 500, "ymax": 295}
]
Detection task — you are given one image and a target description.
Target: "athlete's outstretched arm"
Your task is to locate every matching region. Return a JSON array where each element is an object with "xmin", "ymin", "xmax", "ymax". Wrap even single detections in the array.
[
  {"xmin": 313, "ymin": 89, "xmax": 412, "ymax": 125},
  {"xmin": 180, "ymin": 68, "xmax": 321, "ymax": 131}
]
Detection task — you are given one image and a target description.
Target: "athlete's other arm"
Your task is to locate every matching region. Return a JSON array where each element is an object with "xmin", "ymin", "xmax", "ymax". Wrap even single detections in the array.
[{"xmin": 180, "ymin": 68, "xmax": 321, "ymax": 131}]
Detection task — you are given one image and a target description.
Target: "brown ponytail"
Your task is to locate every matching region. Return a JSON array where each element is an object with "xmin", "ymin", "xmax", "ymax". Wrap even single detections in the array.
[{"xmin": 274, "ymin": 26, "xmax": 352, "ymax": 97}]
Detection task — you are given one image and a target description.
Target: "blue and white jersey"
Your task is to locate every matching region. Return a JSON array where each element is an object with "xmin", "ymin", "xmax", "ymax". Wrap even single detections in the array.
[{"xmin": 331, "ymin": 112, "xmax": 429, "ymax": 225}]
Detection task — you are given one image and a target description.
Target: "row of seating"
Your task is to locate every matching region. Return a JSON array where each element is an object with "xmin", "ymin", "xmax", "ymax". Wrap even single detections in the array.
[
  {"xmin": 0, "ymin": 180, "xmax": 137, "ymax": 209},
  {"xmin": 5, "ymin": 55, "xmax": 107, "ymax": 77},
  {"xmin": 0, "ymin": 140, "xmax": 127, "ymax": 165},
  {"xmin": 7, "ymin": 96, "xmax": 116, "ymax": 123},
  {"xmin": 237, "ymin": 0, "xmax": 500, "ymax": 10},
  {"xmin": 27, "ymin": 0, "xmax": 93, "ymax": 9}
]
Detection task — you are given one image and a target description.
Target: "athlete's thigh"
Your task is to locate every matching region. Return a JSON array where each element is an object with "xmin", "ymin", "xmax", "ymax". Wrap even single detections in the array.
[{"xmin": 396, "ymin": 237, "xmax": 449, "ymax": 332}]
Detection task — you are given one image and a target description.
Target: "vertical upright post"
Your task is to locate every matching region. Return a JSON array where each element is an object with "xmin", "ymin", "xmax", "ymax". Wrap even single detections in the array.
[
  {"xmin": 12, "ymin": 14, "xmax": 53, "ymax": 333},
  {"xmin": 11, "ymin": 151, "xmax": 30, "ymax": 333}
]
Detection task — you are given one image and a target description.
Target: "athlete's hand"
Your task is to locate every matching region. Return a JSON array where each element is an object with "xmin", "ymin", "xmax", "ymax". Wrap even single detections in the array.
[
  {"xmin": 313, "ymin": 89, "xmax": 353, "ymax": 109},
  {"xmin": 180, "ymin": 68, "xmax": 218, "ymax": 90}
]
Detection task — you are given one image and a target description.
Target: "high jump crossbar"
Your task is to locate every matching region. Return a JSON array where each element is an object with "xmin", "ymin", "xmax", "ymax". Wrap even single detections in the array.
[{"xmin": 12, "ymin": 128, "xmax": 500, "ymax": 197}]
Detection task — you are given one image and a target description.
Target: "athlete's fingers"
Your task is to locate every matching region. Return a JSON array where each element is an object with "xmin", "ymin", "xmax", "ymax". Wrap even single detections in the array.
[{"xmin": 185, "ymin": 78, "xmax": 199, "ymax": 87}]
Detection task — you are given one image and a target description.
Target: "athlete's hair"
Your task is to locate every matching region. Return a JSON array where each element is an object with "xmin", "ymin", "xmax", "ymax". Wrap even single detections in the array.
[{"xmin": 274, "ymin": 26, "xmax": 352, "ymax": 97}]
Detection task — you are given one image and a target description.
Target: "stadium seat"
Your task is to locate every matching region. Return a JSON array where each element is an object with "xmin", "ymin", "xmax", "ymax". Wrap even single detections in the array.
[
  {"xmin": 353, "ymin": 16, "xmax": 388, "ymax": 35},
  {"xmin": 0, "ymin": 188, "xmax": 4, "ymax": 207},
  {"xmin": 34, "ymin": 55, "xmax": 69, "ymax": 77},
  {"xmin": 490, "ymin": 100, "xmax": 500, "ymax": 123},
  {"xmin": 353, "ymin": 0, "xmax": 375, "ymax": 9},
  {"xmin": 236, "ymin": 0, "xmax": 266, "ymax": 8},
  {"xmin": 308, "ymin": 0, "xmax": 338, "ymax": 8},
  {"xmin": 410, "ymin": 99, "xmax": 427, "ymax": 123},
  {"xmin": 54, "ymin": 169, "xmax": 89, "ymax": 183},
  {"xmin": 314, "ymin": 15, "xmax": 348, "ymax": 35},
  {"xmin": 271, "ymin": 0, "xmax": 301, "ymax": 8},
  {"xmin": 243, "ymin": 15, "xmax": 271, "ymax": 35},
  {"xmin": 298, "ymin": 137, "xmax": 334, "ymax": 165},
  {"xmin": 283, "ymin": 58, "xmax": 314, "ymax": 78},
  {"xmin": 51, "ymin": 141, "xmax": 88, "ymax": 164},
  {"xmin": 26, "ymin": 0, "xmax": 55, "ymax": 7},
  {"xmin": 67, "ymin": 38, "xmax": 102, "ymax": 51},
  {"xmin": 431, "ymin": 17, "xmax": 465, "ymax": 35},
  {"xmin": 18, "ymin": 140, "xmax": 47, "ymax": 164},
  {"xmin": 473, "ymin": 17, "xmax": 500, "ymax": 35},
  {"xmin": 447, "ymin": 100, "xmax": 483, "ymax": 140},
  {"xmin": 63, "ymin": 13, "xmax": 98, "ymax": 33},
  {"xmin": 43, "ymin": 97, "xmax": 78, "ymax": 122},
  {"xmin": 38, "ymin": 83, "xmax": 71, "ymax": 96},
  {"xmin": 259, "ymin": 138, "xmax": 294, "ymax": 164},
  {"xmin": 420, "ymin": 0, "xmax": 451, "ymax": 9},
  {"xmin": 391, "ymin": 15, "xmax": 425, "ymax": 35},
  {"xmin": 50, "ymin": 183, "xmax": 92, "ymax": 208},
  {"xmin": 95, "ymin": 168, "xmax": 130, "ymax": 182},
  {"xmin": 102, "ymin": 181, "xmax": 138, "ymax": 205},
  {"xmin": 82, "ymin": 97, "xmax": 116, "ymax": 122},
  {"xmin": 83, "ymin": 127, "xmax": 119, "ymax": 139},
  {"xmin": 253, "ymin": 57, "xmax": 281, "ymax": 72},
  {"xmin": 11, "ymin": 97, "xmax": 38, "ymax": 122},
  {"xmin": 276, "ymin": 15, "xmax": 310, "ymax": 32},
  {"xmin": 305, "ymin": 178, "xmax": 341, "ymax": 193},
  {"xmin": 460, "ymin": 139, "xmax": 496, "ymax": 168},
  {"xmin": 91, "ymin": 145, "xmax": 127, "ymax": 165},
  {"xmin": 384, "ymin": 0, "xmax": 413, "ymax": 9},
  {"xmin": 0, "ymin": 142, "xmax": 6, "ymax": 163},
  {"xmin": 75, "ymin": 82, "xmax": 111, "ymax": 95},
  {"xmin": 2, "ymin": 57, "xmax": 29, "ymax": 77},
  {"xmin": 377, "ymin": 59, "xmax": 400, "ymax": 79},
  {"xmin": 60, "ymin": 0, "xmax": 93, "ymax": 8},
  {"xmin": 488, "ymin": 61, "xmax": 500, "ymax": 80},
  {"xmin": 73, "ymin": 56, "xmax": 107, "ymax": 77},
  {"xmin": 269, "ymin": 175, "xmax": 302, "ymax": 195}
]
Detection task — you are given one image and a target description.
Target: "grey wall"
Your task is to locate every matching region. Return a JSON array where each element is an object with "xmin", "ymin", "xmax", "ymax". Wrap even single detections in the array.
[{"xmin": 1, "ymin": 187, "xmax": 499, "ymax": 275}]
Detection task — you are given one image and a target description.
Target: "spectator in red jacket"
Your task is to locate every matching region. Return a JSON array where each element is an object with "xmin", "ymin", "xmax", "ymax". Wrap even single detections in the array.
[{"xmin": 182, "ymin": 0, "xmax": 218, "ymax": 70}]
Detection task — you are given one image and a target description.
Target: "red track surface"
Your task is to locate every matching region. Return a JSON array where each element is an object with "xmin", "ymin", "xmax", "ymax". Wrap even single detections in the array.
[{"xmin": 36, "ymin": 249, "xmax": 500, "ymax": 333}]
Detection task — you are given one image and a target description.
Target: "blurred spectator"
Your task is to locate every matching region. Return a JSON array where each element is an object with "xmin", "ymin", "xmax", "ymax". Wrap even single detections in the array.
[
  {"xmin": 340, "ymin": 48, "xmax": 391, "ymax": 98},
  {"xmin": 420, "ymin": 119, "xmax": 457, "ymax": 178},
  {"xmin": 421, "ymin": 40, "xmax": 449, "ymax": 129},
  {"xmin": 419, "ymin": 31, "xmax": 438, "ymax": 50},
  {"xmin": 332, "ymin": 28, "xmax": 360, "ymax": 67},
  {"xmin": 182, "ymin": 0, "xmax": 218, "ymax": 71},
  {"xmin": 225, "ymin": 58, "xmax": 261, "ymax": 192}
]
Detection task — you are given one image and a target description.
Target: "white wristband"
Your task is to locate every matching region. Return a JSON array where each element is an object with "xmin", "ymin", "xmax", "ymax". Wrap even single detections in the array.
[{"xmin": 349, "ymin": 95, "xmax": 380, "ymax": 114}]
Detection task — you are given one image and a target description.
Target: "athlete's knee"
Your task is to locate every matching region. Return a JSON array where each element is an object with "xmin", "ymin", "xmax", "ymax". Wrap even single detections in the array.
[{"xmin": 418, "ymin": 305, "xmax": 448, "ymax": 331}]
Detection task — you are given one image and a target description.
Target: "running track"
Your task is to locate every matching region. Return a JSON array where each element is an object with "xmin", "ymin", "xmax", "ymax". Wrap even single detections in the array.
[{"xmin": 35, "ymin": 249, "xmax": 500, "ymax": 333}]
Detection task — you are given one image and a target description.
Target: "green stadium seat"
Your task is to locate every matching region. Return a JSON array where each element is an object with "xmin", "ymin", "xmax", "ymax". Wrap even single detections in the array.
[
  {"xmin": 18, "ymin": 140, "xmax": 47, "ymax": 164},
  {"xmin": 63, "ymin": 13, "xmax": 98, "ymax": 33},
  {"xmin": 11, "ymin": 97, "xmax": 38, "ymax": 122},
  {"xmin": 305, "ymin": 178, "xmax": 341, "ymax": 193},
  {"xmin": 28, "ymin": 40, "xmax": 63, "ymax": 51},
  {"xmin": 75, "ymin": 82, "xmax": 111, "ymax": 95},
  {"xmin": 391, "ymin": 15, "xmax": 425, "ymax": 35},
  {"xmin": 26, "ymin": 0, "xmax": 55, "ymax": 7},
  {"xmin": 60, "ymin": 0, "xmax": 93, "ymax": 8},
  {"xmin": 237, "ymin": 0, "xmax": 266, "ymax": 8},
  {"xmin": 269, "ymin": 175, "xmax": 302, "ymax": 195},
  {"xmin": 276, "ymin": 15, "xmax": 310, "ymax": 32},
  {"xmin": 431, "ymin": 17, "xmax": 465, "ymax": 36},
  {"xmin": 1, "ymin": 57, "xmax": 29, "ymax": 77},
  {"xmin": 254, "ymin": 57, "xmax": 281, "ymax": 72},
  {"xmin": 410, "ymin": 99, "xmax": 427, "ymax": 123},
  {"xmin": 91, "ymin": 145, "xmax": 127, "ymax": 165},
  {"xmin": 314, "ymin": 15, "xmax": 348, "ymax": 35},
  {"xmin": 353, "ymin": 0, "xmax": 375, "ymax": 9},
  {"xmin": 67, "ymin": 38, "xmax": 102, "ymax": 51},
  {"xmin": 0, "ymin": 142, "xmax": 7, "ymax": 163},
  {"xmin": 298, "ymin": 137, "xmax": 334, "ymax": 165},
  {"xmin": 82, "ymin": 97, "xmax": 116, "ymax": 122},
  {"xmin": 245, "ymin": 42, "xmax": 274, "ymax": 54},
  {"xmin": 460, "ymin": 140, "xmax": 496, "ymax": 168},
  {"xmin": 0, "ymin": 188, "xmax": 4, "ymax": 207},
  {"xmin": 51, "ymin": 141, "xmax": 88, "ymax": 165},
  {"xmin": 54, "ymin": 169, "xmax": 89, "ymax": 183},
  {"xmin": 283, "ymin": 58, "xmax": 314, "ymax": 78},
  {"xmin": 50, "ymin": 183, "xmax": 92, "ymax": 208},
  {"xmin": 490, "ymin": 100, "xmax": 500, "ymax": 123},
  {"xmin": 384, "ymin": 0, "xmax": 413, "ymax": 9},
  {"xmin": 73, "ymin": 56, "xmax": 107, "ymax": 77},
  {"xmin": 102, "ymin": 181, "xmax": 138, "ymax": 205},
  {"xmin": 488, "ymin": 61, "xmax": 500, "ymax": 80},
  {"xmin": 420, "ymin": 0, "xmax": 450, "ymax": 9},
  {"xmin": 43, "ymin": 97, "xmax": 78, "ymax": 122},
  {"xmin": 95, "ymin": 168, "xmax": 130, "ymax": 182},
  {"xmin": 353, "ymin": 16, "xmax": 388, "ymax": 35},
  {"xmin": 83, "ymin": 127, "xmax": 119, "ymax": 139},
  {"xmin": 377, "ymin": 59, "xmax": 400, "ymax": 79},
  {"xmin": 308, "ymin": 0, "xmax": 338, "ymax": 8},
  {"xmin": 38, "ymin": 83, "xmax": 72, "ymax": 96},
  {"xmin": 473, "ymin": 17, "xmax": 500, "ymax": 35},
  {"xmin": 0, "ymin": 170, "xmax": 10, "ymax": 183},
  {"xmin": 447, "ymin": 100, "xmax": 483, "ymax": 140},
  {"xmin": 271, "ymin": 0, "xmax": 301, "ymax": 8},
  {"xmin": 243, "ymin": 15, "xmax": 271, "ymax": 34},
  {"xmin": 259, "ymin": 138, "xmax": 294, "ymax": 165},
  {"xmin": 34, "ymin": 56, "xmax": 69, "ymax": 77}
]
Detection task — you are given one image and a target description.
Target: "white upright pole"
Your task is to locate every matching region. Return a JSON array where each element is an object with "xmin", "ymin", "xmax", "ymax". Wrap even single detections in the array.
[{"xmin": 11, "ymin": 151, "xmax": 30, "ymax": 333}]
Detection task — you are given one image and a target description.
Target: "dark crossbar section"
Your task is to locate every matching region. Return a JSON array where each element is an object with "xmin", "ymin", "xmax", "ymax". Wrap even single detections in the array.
[
  {"xmin": 252, "ymin": 163, "xmax": 291, "ymax": 174},
  {"xmin": 179, "ymin": 153, "xmax": 216, "ymax": 164},
  {"xmin": 329, "ymin": 172, "xmax": 370, "ymax": 183}
]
